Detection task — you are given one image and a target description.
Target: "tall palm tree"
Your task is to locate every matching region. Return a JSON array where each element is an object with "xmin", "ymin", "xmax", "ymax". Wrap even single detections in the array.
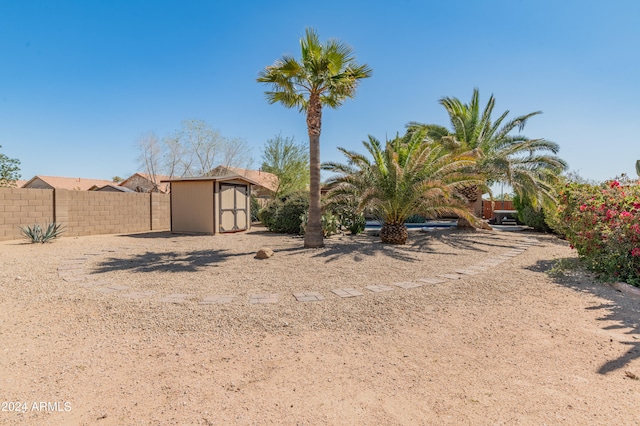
[
  {"xmin": 409, "ymin": 88, "xmax": 568, "ymax": 217},
  {"xmin": 258, "ymin": 28, "xmax": 372, "ymax": 248},
  {"xmin": 323, "ymin": 130, "xmax": 482, "ymax": 244}
]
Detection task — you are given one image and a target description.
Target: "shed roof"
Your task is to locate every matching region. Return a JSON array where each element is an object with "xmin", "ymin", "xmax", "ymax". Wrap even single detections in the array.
[
  {"xmin": 209, "ymin": 166, "xmax": 278, "ymax": 193},
  {"xmin": 161, "ymin": 174, "xmax": 258, "ymax": 186}
]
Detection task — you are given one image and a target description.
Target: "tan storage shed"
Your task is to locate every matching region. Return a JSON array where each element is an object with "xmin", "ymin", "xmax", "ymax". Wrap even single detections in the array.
[{"xmin": 162, "ymin": 175, "xmax": 256, "ymax": 235}]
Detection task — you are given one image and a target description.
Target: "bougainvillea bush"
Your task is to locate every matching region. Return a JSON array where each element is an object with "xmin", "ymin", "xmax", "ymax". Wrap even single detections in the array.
[{"xmin": 553, "ymin": 177, "xmax": 640, "ymax": 286}]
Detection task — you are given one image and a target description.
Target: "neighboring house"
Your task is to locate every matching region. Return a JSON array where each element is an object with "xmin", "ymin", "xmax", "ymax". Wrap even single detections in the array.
[
  {"xmin": 93, "ymin": 184, "xmax": 135, "ymax": 193},
  {"xmin": 119, "ymin": 173, "xmax": 171, "ymax": 193},
  {"xmin": 22, "ymin": 175, "xmax": 114, "ymax": 191},
  {"xmin": 208, "ymin": 166, "xmax": 278, "ymax": 199}
]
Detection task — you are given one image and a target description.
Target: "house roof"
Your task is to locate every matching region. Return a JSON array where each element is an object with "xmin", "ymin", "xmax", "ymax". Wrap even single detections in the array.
[
  {"xmin": 22, "ymin": 175, "xmax": 114, "ymax": 191},
  {"xmin": 94, "ymin": 184, "xmax": 135, "ymax": 192},
  {"xmin": 119, "ymin": 172, "xmax": 171, "ymax": 193},
  {"xmin": 209, "ymin": 166, "xmax": 278, "ymax": 193},
  {"xmin": 14, "ymin": 179, "xmax": 27, "ymax": 188}
]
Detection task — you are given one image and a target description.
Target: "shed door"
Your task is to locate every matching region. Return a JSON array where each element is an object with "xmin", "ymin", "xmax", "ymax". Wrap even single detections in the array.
[{"xmin": 219, "ymin": 184, "xmax": 248, "ymax": 233}]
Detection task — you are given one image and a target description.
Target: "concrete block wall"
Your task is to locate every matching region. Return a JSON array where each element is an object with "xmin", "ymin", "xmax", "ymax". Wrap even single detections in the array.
[
  {"xmin": 0, "ymin": 188, "xmax": 170, "ymax": 241},
  {"xmin": 0, "ymin": 188, "xmax": 55, "ymax": 241},
  {"xmin": 151, "ymin": 192, "xmax": 170, "ymax": 231}
]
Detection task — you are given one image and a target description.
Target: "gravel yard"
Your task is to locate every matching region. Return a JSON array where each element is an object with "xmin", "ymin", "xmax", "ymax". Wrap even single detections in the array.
[{"xmin": 1, "ymin": 228, "xmax": 639, "ymax": 425}]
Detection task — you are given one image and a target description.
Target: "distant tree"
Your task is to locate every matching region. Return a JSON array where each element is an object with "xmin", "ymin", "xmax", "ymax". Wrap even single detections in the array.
[
  {"xmin": 136, "ymin": 120, "xmax": 253, "ymax": 179},
  {"xmin": 261, "ymin": 134, "xmax": 309, "ymax": 198},
  {"xmin": 258, "ymin": 28, "xmax": 372, "ymax": 248},
  {"xmin": 0, "ymin": 145, "xmax": 21, "ymax": 187},
  {"xmin": 112, "ymin": 176, "xmax": 124, "ymax": 183},
  {"xmin": 137, "ymin": 131, "xmax": 164, "ymax": 185}
]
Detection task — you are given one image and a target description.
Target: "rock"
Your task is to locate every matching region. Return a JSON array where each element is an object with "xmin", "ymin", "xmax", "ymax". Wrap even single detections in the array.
[{"xmin": 255, "ymin": 248, "xmax": 274, "ymax": 259}]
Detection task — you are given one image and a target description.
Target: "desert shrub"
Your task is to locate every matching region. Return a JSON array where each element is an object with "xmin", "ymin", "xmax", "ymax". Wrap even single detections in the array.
[
  {"xmin": 512, "ymin": 195, "xmax": 551, "ymax": 232},
  {"xmin": 20, "ymin": 223, "xmax": 64, "ymax": 243},
  {"xmin": 250, "ymin": 195, "xmax": 261, "ymax": 222},
  {"xmin": 259, "ymin": 192, "xmax": 309, "ymax": 234},
  {"xmin": 553, "ymin": 177, "xmax": 640, "ymax": 286},
  {"xmin": 325, "ymin": 202, "xmax": 366, "ymax": 235},
  {"xmin": 342, "ymin": 212, "xmax": 366, "ymax": 235},
  {"xmin": 300, "ymin": 211, "xmax": 341, "ymax": 237}
]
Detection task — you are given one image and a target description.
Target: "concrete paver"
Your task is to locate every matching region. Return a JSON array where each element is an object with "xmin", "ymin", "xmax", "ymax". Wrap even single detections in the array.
[
  {"xmin": 249, "ymin": 293, "xmax": 279, "ymax": 304},
  {"xmin": 331, "ymin": 288, "xmax": 364, "ymax": 298},
  {"xmin": 393, "ymin": 281, "xmax": 423, "ymax": 289},
  {"xmin": 200, "ymin": 295, "xmax": 236, "ymax": 304},
  {"xmin": 364, "ymin": 285, "xmax": 394, "ymax": 293},
  {"xmin": 293, "ymin": 292, "xmax": 325, "ymax": 302}
]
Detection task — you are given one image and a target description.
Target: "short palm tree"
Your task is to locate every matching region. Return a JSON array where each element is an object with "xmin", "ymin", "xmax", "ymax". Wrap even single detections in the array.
[
  {"xmin": 257, "ymin": 28, "xmax": 372, "ymax": 248},
  {"xmin": 323, "ymin": 130, "xmax": 483, "ymax": 244},
  {"xmin": 409, "ymin": 88, "xmax": 568, "ymax": 213}
]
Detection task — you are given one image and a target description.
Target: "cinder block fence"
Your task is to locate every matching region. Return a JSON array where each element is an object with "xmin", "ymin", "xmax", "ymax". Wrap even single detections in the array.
[{"xmin": 0, "ymin": 187, "xmax": 170, "ymax": 241}]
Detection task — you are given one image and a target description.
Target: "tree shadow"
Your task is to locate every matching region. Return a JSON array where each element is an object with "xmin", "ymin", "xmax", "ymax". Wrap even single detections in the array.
[
  {"xmin": 273, "ymin": 229, "xmax": 533, "ymax": 263},
  {"xmin": 91, "ymin": 249, "xmax": 252, "ymax": 274},
  {"xmin": 526, "ymin": 258, "xmax": 640, "ymax": 375}
]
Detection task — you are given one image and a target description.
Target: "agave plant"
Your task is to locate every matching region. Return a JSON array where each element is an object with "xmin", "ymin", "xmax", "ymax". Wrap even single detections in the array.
[
  {"xmin": 323, "ymin": 130, "xmax": 483, "ymax": 244},
  {"xmin": 20, "ymin": 223, "xmax": 65, "ymax": 244}
]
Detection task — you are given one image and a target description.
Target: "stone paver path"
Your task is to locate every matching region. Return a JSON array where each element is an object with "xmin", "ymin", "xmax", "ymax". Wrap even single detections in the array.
[{"xmin": 57, "ymin": 238, "xmax": 540, "ymax": 306}]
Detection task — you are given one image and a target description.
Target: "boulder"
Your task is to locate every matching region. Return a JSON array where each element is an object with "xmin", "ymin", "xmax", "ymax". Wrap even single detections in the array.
[{"xmin": 255, "ymin": 248, "xmax": 274, "ymax": 259}]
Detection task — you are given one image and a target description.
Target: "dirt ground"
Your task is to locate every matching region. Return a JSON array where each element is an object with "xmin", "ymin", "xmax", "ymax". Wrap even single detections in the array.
[{"xmin": 1, "ymin": 227, "xmax": 639, "ymax": 425}]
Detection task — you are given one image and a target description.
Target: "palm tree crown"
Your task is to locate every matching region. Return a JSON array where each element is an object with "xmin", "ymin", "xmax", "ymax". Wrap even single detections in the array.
[
  {"xmin": 258, "ymin": 28, "xmax": 371, "ymax": 247},
  {"xmin": 409, "ymin": 88, "xmax": 568, "ymax": 208},
  {"xmin": 323, "ymin": 130, "xmax": 483, "ymax": 244}
]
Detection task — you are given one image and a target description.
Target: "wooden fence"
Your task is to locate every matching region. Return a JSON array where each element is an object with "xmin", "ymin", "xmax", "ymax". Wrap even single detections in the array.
[{"xmin": 482, "ymin": 200, "xmax": 514, "ymax": 220}]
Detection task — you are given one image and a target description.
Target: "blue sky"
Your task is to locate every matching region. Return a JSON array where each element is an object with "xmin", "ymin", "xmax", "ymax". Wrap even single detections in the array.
[{"xmin": 1, "ymin": 0, "xmax": 638, "ymax": 183}]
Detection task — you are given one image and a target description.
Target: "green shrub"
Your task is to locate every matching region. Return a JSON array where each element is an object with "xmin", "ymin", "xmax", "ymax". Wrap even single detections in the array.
[
  {"xmin": 20, "ymin": 223, "xmax": 64, "ymax": 243},
  {"xmin": 259, "ymin": 192, "xmax": 309, "ymax": 234},
  {"xmin": 405, "ymin": 214, "xmax": 427, "ymax": 223},
  {"xmin": 512, "ymin": 195, "xmax": 551, "ymax": 232},
  {"xmin": 250, "ymin": 195, "xmax": 261, "ymax": 222}
]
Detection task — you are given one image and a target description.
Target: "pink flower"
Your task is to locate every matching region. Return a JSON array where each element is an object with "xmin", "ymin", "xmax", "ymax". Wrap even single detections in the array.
[
  {"xmin": 609, "ymin": 180, "xmax": 620, "ymax": 188},
  {"xmin": 631, "ymin": 248, "xmax": 640, "ymax": 257},
  {"xmin": 580, "ymin": 204, "xmax": 587, "ymax": 212},
  {"xmin": 620, "ymin": 211, "xmax": 633, "ymax": 219}
]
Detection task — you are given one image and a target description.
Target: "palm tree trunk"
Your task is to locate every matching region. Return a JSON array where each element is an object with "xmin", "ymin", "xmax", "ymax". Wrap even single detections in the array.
[{"xmin": 304, "ymin": 93, "xmax": 324, "ymax": 248}]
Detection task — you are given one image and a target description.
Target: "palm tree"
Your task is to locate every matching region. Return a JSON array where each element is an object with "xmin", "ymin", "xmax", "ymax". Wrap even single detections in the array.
[
  {"xmin": 409, "ymin": 88, "xmax": 568, "ymax": 220},
  {"xmin": 323, "ymin": 130, "xmax": 483, "ymax": 244},
  {"xmin": 257, "ymin": 28, "xmax": 372, "ymax": 248}
]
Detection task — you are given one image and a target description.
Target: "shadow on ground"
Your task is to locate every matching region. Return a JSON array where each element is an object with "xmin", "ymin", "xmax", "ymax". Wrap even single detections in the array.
[
  {"xmin": 527, "ymin": 258, "xmax": 640, "ymax": 375},
  {"xmin": 272, "ymin": 228, "xmax": 542, "ymax": 263},
  {"xmin": 91, "ymin": 249, "xmax": 253, "ymax": 274}
]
